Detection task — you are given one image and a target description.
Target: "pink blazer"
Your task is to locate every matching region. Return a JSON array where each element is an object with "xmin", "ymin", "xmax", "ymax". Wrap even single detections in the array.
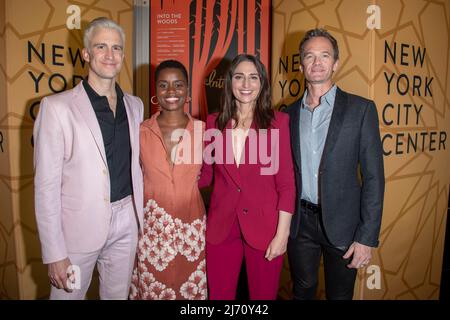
[
  {"xmin": 199, "ymin": 111, "xmax": 296, "ymax": 251},
  {"xmin": 33, "ymin": 82, "xmax": 144, "ymax": 264}
]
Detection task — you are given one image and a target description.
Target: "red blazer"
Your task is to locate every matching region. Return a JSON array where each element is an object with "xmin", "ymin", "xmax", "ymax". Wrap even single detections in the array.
[{"xmin": 199, "ymin": 111, "xmax": 296, "ymax": 251}]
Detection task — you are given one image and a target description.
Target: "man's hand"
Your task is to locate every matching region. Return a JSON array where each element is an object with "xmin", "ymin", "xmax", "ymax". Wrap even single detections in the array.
[
  {"xmin": 48, "ymin": 258, "xmax": 73, "ymax": 292},
  {"xmin": 343, "ymin": 242, "xmax": 373, "ymax": 269}
]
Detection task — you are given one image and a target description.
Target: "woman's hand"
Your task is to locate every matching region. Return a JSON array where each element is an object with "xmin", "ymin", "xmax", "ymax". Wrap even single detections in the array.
[
  {"xmin": 265, "ymin": 232, "xmax": 289, "ymax": 261},
  {"xmin": 264, "ymin": 210, "xmax": 292, "ymax": 261}
]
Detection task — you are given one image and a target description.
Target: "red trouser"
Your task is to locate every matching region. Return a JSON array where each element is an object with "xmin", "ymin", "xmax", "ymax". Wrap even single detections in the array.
[{"xmin": 206, "ymin": 218, "xmax": 283, "ymax": 300}]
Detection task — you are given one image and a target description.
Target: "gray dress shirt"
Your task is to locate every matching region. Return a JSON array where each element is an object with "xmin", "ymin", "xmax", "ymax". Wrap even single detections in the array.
[{"xmin": 300, "ymin": 85, "xmax": 337, "ymax": 204}]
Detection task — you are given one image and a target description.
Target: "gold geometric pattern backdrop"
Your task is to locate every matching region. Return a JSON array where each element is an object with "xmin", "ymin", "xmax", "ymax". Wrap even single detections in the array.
[
  {"xmin": 0, "ymin": 0, "xmax": 134, "ymax": 299},
  {"xmin": 272, "ymin": 0, "xmax": 450, "ymax": 299}
]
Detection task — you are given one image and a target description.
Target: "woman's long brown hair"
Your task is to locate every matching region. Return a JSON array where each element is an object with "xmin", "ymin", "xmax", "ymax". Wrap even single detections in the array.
[{"xmin": 216, "ymin": 54, "xmax": 274, "ymax": 131}]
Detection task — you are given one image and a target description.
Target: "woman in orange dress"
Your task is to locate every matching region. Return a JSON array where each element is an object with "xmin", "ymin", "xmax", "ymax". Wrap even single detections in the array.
[{"xmin": 129, "ymin": 60, "xmax": 206, "ymax": 300}]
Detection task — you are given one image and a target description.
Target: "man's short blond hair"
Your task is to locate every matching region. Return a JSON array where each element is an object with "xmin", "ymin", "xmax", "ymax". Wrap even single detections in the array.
[{"xmin": 83, "ymin": 17, "xmax": 125, "ymax": 50}]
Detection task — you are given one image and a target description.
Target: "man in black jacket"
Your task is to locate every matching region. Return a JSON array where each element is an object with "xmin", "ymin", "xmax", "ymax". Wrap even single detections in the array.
[{"xmin": 284, "ymin": 28, "xmax": 385, "ymax": 300}]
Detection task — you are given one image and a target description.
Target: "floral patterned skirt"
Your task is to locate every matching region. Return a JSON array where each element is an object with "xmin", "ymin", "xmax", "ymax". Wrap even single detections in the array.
[{"xmin": 129, "ymin": 199, "xmax": 207, "ymax": 300}]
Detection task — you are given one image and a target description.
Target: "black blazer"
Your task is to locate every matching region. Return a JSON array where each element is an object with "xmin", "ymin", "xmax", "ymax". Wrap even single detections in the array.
[{"xmin": 284, "ymin": 87, "xmax": 385, "ymax": 248}]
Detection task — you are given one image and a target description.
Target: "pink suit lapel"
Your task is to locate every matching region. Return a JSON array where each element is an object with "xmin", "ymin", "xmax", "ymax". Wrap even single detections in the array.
[
  {"xmin": 123, "ymin": 94, "xmax": 137, "ymax": 151},
  {"xmin": 73, "ymin": 82, "xmax": 108, "ymax": 168}
]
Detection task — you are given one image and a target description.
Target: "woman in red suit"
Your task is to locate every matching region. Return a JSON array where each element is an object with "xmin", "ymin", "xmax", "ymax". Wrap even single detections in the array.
[{"xmin": 199, "ymin": 54, "xmax": 296, "ymax": 300}]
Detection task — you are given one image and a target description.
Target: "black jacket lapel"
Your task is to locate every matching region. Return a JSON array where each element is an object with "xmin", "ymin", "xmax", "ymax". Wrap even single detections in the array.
[
  {"xmin": 289, "ymin": 99, "xmax": 302, "ymax": 172},
  {"xmin": 320, "ymin": 87, "xmax": 347, "ymax": 169}
]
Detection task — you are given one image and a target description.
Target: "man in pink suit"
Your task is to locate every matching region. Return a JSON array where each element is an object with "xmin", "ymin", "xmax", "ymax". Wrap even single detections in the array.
[{"xmin": 33, "ymin": 17, "xmax": 143, "ymax": 299}]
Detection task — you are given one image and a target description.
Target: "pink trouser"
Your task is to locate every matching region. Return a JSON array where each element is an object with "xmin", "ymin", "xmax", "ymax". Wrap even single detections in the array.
[
  {"xmin": 206, "ymin": 218, "xmax": 283, "ymax": 300},
  {"xmin": 50, "ymin": 195, "xmax": 138, "ymax": 300}
]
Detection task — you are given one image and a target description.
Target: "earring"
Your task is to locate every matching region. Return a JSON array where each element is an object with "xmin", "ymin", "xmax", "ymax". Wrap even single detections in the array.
[{"xmin": 150, "ymin": 96, "xmax": 159, "ymax": 105}]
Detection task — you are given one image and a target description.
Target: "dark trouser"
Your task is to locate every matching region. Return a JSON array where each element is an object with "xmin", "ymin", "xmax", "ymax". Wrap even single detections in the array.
[{"xmin": 287, "ymin": 201, "xmax": 357, "ymax": 300}]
